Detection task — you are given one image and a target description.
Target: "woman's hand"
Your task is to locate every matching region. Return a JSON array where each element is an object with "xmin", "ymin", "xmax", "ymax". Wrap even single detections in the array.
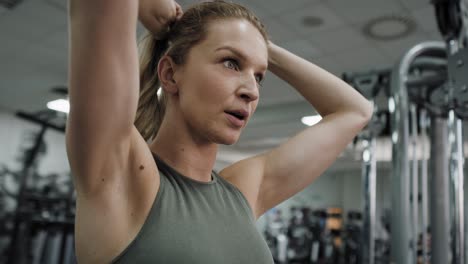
[{"xmin": 138, "ymin": 0, "xmax": 183, "ymax": 39}]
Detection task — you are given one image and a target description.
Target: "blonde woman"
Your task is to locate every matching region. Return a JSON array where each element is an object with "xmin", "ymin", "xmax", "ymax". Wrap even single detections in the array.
[{"xmin": 66, "ymin": 0, "xmax": 373, "ymax": 263}]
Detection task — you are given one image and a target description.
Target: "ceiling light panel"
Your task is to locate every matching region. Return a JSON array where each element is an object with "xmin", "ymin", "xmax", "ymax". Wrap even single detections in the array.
[
  {"xmin": 279, "ymin": 3, "xmax": 347, "ymax": 36},
  {"xmin": 325, "ymin": 0, "xmax": 406, "ymax": 24},
  {"xmin": 254, "ymin": 0, "xmax": 320, "ymax": 16}
]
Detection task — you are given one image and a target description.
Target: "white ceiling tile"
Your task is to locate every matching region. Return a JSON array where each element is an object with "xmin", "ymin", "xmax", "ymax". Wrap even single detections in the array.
[
  {"xmin": 12, "ymin": 0, "xmax": 66, "ymax": 29},
  {"xmin": 254, "ymin": 0, "xmax": 321, "ymax": 16},
  {"xmin": 374, "ymin": 31, "xmax": 433, "ymax": 63},
  {"xmin": 307, "ymin": 25, "xmax": 370, "ymax": 56},
  {"xmin": 410, "ymin": 5, "xmax": 440, "ymax": 34},
  {"xmin": 178, "ymin": 0, "xmax": 269, "ymax": 22},
  {"xmin": 0, "ymin": 6, "xmax": 7, "ymax": 16},
  {"xmin": 398, "ymin": 0, "xmax": 432, "ymax": 11},
  {"xmin": 178, "ymin": 0, "xmax": 217, "ymax": 9},
  {"xmin": 278, "ymin": 3, "xmax": 347, "ymax": 37},
  {"xmin": 325, "ymin": 0, "xmax": 408, "ymax": 24},
  {"xmin": 42, "ymin": 0, "xmax": 67, "ymax": 12},
  {"xmin": 0, "ymin": 35, "xmax": 26, "ymax": 58},
  {"xmin": 262, "ymin": 17, "xmax": 302, "ymax": 43},
  {"xmin": 427, "ymin": 30, "xmax": 445, "ymax": 42},
  {"xmin": 232, "ymin": 0, "xmax": 270, "ymax": 20},
  {"xmin": 281, "ymin": 39, "xmax": 324, "ymax": 58},
  {"xmin": 0, "ymin": 0, "xmax": 66, "ymax": 43},
  {"xmin": 327, "ymin": 44, "xmax": 392, "ymax": 73}
]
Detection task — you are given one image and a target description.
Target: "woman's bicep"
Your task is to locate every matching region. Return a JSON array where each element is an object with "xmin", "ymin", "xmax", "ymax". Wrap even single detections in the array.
[{"xmin": 67, "ymin": 0, "xmax": 140, "ymax": 192}]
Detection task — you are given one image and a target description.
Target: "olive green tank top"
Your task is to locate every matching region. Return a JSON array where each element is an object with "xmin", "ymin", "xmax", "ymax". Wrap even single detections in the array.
[{"xmin": 111, "ymin": 153, "xmax": 274, "ymax": 264}]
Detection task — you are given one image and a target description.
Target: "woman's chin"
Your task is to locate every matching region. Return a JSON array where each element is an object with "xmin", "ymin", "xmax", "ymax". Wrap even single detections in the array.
[
  {"xmin": 217, "ymin": 132, "xmax": 241, "ymax": 145},
  {"xmin": 207, "ymin": 127, "xmax": 242, "ymax": 145},
  {"xmin": 219, "ymin": 137, "xmax": 239, "ymax": 145}
]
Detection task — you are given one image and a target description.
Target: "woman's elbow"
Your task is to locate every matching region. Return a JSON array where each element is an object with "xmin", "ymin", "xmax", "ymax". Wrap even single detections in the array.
[
  {"xmin": 355, "ymin": 101, "xmax": 374, "ymax": 126},
  {"xmin": 363, "ymin": 101, "xmax": 374, "ymax": 122}
]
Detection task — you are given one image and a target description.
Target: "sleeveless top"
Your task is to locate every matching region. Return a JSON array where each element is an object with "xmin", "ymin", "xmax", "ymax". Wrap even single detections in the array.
[{"xmin": 111, "ymin": 153, "xmax": 274, "ymax": 264}]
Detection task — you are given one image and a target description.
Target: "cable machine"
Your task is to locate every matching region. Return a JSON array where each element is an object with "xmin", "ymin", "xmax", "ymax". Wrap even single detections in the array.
[{"xmin": 391, "ymin": 0, "xmax": 468, "ymax": 263}]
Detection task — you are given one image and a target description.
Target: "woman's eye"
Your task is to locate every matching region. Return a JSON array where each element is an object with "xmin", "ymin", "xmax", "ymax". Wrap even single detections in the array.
[{"xmin": 223, "ymin": 59, "xmax": 239, "ymax": 70}]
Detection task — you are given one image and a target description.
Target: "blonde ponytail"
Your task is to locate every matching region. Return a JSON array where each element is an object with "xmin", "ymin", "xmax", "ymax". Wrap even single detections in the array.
[{"xmin": 134, "ymin": 34, "xmax": 169, "ymax": 142}]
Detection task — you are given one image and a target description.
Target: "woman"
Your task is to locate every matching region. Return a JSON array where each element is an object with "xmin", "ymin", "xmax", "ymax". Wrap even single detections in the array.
[{"xmin": 66, "ymin": 0, "xmax": 373, "ymax": 263}]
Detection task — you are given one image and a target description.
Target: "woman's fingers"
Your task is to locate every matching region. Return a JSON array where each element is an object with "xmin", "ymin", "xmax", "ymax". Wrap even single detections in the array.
[
  {"xmin": 175, "ymin": 3, "xmax": 184, "ymax": 19},
  {"xmin": 139, "ymin": 0, "xmax": 182, "ymax": 38}
]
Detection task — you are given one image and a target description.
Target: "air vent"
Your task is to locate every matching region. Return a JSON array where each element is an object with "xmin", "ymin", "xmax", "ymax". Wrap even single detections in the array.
[
  {"xmin": 0, "ymin": 0, "xmax": 23, "ymax": 9},
  {"xmin": 362, "ymin": 14, "xmax": 416, "ymax": 41},
  {"xmin": 302, "ymin": 16, "xmax": 324, "ymax": 28}
]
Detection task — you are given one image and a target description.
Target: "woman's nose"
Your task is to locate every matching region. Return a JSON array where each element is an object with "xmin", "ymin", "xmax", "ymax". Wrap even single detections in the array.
[{"xmin": 238, "ymin": 73, "xmax": 259, "ymax": 102}]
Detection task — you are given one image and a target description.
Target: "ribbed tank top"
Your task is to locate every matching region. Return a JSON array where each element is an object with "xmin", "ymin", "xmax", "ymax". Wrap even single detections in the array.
[{"xmin": 111, "ymin": 153, "xmax": 274, "ymax": 263}]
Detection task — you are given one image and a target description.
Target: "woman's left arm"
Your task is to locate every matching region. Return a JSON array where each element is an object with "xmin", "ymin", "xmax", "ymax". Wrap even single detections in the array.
[
  {"xmin": 267, "ymin": 41, "xmax": 372, "ymax": 119},
  {"xmin": 221, "ymin": 42, "xmax": 373, "ymax": 219}
]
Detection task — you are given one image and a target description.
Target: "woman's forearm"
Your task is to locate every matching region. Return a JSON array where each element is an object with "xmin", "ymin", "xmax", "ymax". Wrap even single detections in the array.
[{"xmin": 267, "ymin": 42, "xmax": 373, "ymax": 119}]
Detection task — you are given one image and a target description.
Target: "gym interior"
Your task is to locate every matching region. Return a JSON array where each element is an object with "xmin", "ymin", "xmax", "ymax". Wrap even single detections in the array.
[{"xmin": 0, "ymin": 0, "xmax": 467, "ymax": 263}]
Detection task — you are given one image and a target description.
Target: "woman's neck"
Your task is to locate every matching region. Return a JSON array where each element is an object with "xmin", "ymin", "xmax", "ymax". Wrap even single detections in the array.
[{"xmin": 148, "ymin": 119, "xmax": 218, "ymax": 183}]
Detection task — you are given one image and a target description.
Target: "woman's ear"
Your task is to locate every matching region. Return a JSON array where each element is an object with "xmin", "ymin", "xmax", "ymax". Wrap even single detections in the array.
[{"xmin": 158, "ymin": 55, "xmax": 179, "ymax": 94}]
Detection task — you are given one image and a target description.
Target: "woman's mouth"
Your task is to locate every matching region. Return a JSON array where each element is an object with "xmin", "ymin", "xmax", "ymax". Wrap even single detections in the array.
[{"xmin": 225, "ymin": 111, "xmax": 246, "ymax": 127}]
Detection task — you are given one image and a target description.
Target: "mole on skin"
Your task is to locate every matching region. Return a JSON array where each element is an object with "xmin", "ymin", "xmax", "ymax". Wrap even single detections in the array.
[{"xmin": 139, "ymin": 165, "xmax": 145, "ymax": 170}]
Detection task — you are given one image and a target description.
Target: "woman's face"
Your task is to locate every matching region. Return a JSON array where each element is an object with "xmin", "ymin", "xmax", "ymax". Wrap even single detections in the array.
[{"xmin": 173, "ymin": 18, "xmax": 268, "ymax": 145}]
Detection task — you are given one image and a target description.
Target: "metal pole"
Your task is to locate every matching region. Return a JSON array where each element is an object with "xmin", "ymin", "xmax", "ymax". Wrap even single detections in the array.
[
  {"xmin": 430, "ymin": 116, "xmax": 452, "ymax": 264},
  {"xmin": 420, "ymin": 109, "xmax": 430, "ymax": 264},
  {"xmin": 391, "ymin": 41, "xmax": 446, "ymax": 264},
  {"xmin": 410, "ymin": 103, "xmax": 419, "ymax": 261},
  {"xmin": 362, "ymin": 137, "xmax": 376, "ymax": 264},
  {"xmin": 456, "ymin": 114, "xmax": 464, "ymax": 264},
  {"xmin": 448, "ymin": 110, "xmax": 465, "ymax": 264},
  {"xmin": 447, "ymin": 31, "xmax": 466, "ymax": 264},
  {"xmin": 390, "ymin": 63, "xmax": 412, "ymax": 264}
]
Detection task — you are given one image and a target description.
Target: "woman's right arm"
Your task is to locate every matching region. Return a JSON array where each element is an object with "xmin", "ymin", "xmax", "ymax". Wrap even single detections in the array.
[
  {"xmin": 66, "ymin": 0, "xmax": 180, "ymax": 195},
  {"xmin": 66, "ymin": 0, "xmax": 140, "ymax": 195}
]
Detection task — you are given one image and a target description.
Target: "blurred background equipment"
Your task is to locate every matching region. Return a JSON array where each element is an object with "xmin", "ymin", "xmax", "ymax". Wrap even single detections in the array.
[{"xmin": 0, "ymin": 109, "xmax": 74, "ymax": 264}]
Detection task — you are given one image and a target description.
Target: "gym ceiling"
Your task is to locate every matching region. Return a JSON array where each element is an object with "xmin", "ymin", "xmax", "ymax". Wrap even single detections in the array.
[{"xmin": 0, "ymin": 0, "xmax": 446, "ymax": 169}]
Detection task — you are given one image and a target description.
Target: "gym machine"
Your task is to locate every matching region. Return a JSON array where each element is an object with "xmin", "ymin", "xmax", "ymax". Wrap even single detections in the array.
[
  {"xmin": 263, "ymin": 207, "xmax": 343, "ymax": 263},
  {"xmin": 343, "ymin": 69, "xmax": 391, "ymax": 264},
  {"xmin": 390, "ymin": 40, "xmax": 447, "ymax": 264},
  {"xmin": 433, "ymin": 0, "xmax": 468, "ymax": 263},
  {"xmin": 0, "ymin": 110, "xmax": 76, "ymax": 264},
  {"xmin": 389, "ymin": 0, "xmax": 468, "ymax": 263}
]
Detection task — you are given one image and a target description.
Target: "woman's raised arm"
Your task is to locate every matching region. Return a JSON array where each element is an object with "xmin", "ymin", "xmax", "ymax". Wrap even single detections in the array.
[
  {"xmin": 221, "ymin": 41, "xmax": 373, "ymax": 219},
  {"xmin": 66, "ymin": 0, "xmax": 180, "ymax": 195}
]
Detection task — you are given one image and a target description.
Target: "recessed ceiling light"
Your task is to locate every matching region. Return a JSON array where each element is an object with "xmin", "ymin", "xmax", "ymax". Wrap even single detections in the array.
[
  {"xmin": 362, "ymin": 15, "xmax": 416, "ymax": 41},
  {"xmin": 302, "ymin": 16, "xmax": 324, "ymax": 27},
  {"xmin": 301, "ymin": 115, "xmax": 322, "ymax": 126},
  {"xmin": 47, "ymin": 99, "xmax": 69, "ymax": 114}
]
